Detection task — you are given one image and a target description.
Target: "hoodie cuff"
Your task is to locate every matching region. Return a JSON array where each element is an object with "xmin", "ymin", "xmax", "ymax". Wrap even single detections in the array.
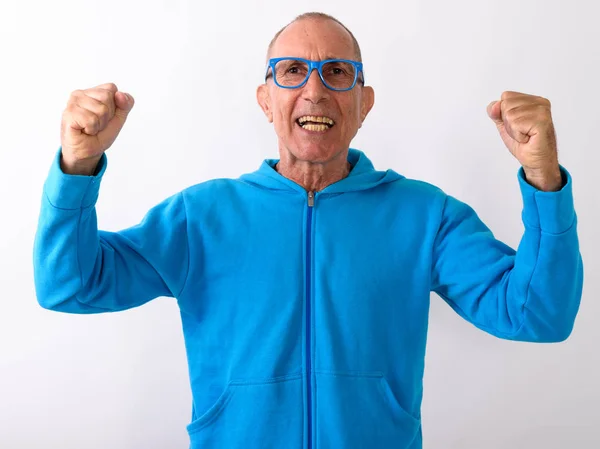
[
  {"xmin": 43, "ymin": 146, "xmax": 107, "ymax": 210},
  {"xmin": 518, "ymin": 165, "xmax": 575, "ymax": 234}
]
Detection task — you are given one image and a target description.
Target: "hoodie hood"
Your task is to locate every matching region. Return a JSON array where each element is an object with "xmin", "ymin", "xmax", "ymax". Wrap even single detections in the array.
[{"xmin": 239, "ymin": 148, "xmax": 403, "ymax": 194}]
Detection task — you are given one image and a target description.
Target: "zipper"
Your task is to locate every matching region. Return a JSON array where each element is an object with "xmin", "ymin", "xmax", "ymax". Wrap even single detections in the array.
[{"xmin": 305, "ymin": 190, "xmax": 314, "ymax": 449}]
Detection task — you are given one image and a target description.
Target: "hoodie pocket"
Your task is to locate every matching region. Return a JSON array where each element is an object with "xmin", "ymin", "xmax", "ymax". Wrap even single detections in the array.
[
  {"xmin": 186, "ymin": 374, "xmax": 303, "ymax": 449},
  {"xmin": 315, "ymin": 371, "xmax": 421, "ymax": 449}
]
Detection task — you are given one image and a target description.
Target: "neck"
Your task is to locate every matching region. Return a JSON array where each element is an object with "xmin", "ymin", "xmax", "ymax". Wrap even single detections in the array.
[{"xmin": 275, "ymin": 149, "xmax": 352, "ymax": 192}]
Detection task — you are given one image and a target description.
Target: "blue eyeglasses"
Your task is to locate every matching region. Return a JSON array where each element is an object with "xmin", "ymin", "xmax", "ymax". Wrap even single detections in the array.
[{"xmin": 265, "ymin": 57, "xmax": 365, "ymax": 91}]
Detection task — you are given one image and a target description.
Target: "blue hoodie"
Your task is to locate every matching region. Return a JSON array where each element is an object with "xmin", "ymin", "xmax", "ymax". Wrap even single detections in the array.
[{"xmin": 34, "ymin": 147, "xmax": 583, "ymax": 449}]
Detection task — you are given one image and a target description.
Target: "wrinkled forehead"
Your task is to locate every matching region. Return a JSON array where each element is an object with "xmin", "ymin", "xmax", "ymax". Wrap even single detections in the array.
[{"xmin": 270, "ymin": 19, "xmax": 357, "ymax": 61}]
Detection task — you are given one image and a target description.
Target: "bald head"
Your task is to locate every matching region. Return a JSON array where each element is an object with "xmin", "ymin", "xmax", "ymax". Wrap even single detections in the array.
[{"xmin": 266, "ymin": 12, "xmax": 362, "ymax": 63}]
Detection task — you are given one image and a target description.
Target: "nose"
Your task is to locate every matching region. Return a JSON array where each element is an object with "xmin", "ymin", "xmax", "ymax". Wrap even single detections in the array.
[{"xmin": 301, "ymin": 68, "xmax": 330, "ymax": 104}]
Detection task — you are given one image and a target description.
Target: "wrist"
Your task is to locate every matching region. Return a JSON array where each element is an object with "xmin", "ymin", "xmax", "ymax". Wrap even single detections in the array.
[
  {"xmin": 60, "ymin": 153, "xmax": 102, "ymax": 176},
  {"xmin": 523, "ymin": 165, "xmax": 563, "ymax": 191}
]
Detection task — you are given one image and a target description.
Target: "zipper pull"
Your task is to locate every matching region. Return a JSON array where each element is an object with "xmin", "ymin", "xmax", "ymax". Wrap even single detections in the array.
[{"xmin": 308, "ymin": 191, "xmax": 315, "ymax": 207}]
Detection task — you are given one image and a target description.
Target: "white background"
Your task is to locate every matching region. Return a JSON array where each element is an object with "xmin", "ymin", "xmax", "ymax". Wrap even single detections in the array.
[{"xmin": 1, "ymin": 0, "xmax": 598, "ymax": 448}]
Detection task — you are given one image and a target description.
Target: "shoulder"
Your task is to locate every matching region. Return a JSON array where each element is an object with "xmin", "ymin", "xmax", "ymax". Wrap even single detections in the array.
[
  {"xmin": 180, "ymin": 177, "xmax": 247, "ymax": 199},
  {"xmin": 384, "ymin": 170, "xmax": 448, "ymax": 205}
]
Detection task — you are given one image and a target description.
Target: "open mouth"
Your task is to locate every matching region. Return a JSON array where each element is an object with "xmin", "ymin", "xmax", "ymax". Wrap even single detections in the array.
[{"xmin": 296, "ymin": 115, "xmax": 335, "ymax": 132}]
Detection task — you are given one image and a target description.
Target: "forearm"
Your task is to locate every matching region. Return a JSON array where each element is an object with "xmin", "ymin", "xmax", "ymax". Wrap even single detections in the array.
[
  {"xmin": 33, "ymin": 196, "xmax": 109, "ymax": 313},
  {"xmin": 34, "ymin": 149, "xmax": 116, "ymax": 312},
  {"xmin": 509, "ymin": 165, "xmax": 582, "ymax": 340},
  {"xmin": 431, "ymin": 165, "xmax": 583, "ymax": 342},
  {"xmin": 33, "ymin": 148, "xmax": 187, "ymax": 314},
  {"xmin": 505, "ymin": 219, "xmax": 582, "ymax": 341}
]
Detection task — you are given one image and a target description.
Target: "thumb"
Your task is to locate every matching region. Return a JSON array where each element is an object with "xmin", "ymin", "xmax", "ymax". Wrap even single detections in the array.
[
  {"xmin": 100, "ymin": 91, "xmax": 134, "ymax": 140},
  {"xmin": 487, "ymin": 100, "xmax": 503, "ymax": 125},
  {"xmin": 114, "ymin": 91, "xmax": 135, "ymax": 117},
  {"xmin": 98, "ymin": 92, "xmax": 134, "ymax": 148}
]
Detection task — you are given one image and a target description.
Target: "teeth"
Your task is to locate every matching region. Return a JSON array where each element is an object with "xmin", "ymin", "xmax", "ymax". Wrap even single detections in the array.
[
  {"xmin": 298, "ymin": 115, "xmax": 334, "ymax": 126},
  {"xmin": 302, "ymin": 123, "xmax": 329, "ymax": 132}
]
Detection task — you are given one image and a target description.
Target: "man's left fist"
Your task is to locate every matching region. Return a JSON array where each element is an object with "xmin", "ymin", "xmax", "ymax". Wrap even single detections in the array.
[{"xmin": 487, "ymin": 91, "xmax": 562, "ymax": 191}]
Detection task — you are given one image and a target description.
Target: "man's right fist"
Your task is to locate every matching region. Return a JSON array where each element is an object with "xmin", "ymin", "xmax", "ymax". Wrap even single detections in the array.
[{"xmin": 60, "ymin": 83, "xmax": 134, "ymax": 175}]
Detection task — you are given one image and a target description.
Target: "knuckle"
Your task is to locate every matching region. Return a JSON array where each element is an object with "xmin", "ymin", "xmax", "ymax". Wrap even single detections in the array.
[
  {"xmin": 99, "ymin": 90, "xmax": 114, "ymax": 106},
  {"xmin": 505, "ymin": 108, "xmax": 519, "ymax": 122},
  {"xmin": 65, "ymin": 106, "xmax": 80, "ymax": 123},
  {"xmin": 68, "ymin": 89, "xmax": 82, "ymax": 104},
  {"xmin": 64, "ymin": 103, "xmax": 76, "ymax": 114},
  {"xmin": 536, "ymin": 103, "xmax": 549, "ymax": 112},
  {"xmin": 513, "ymin": 114, "xmax": 527, "ymax": 125},
  {"xmin": 85, "ymin": 112, "xmax": 100, "ymax": 129},
  {"xmin": 98, "ymin": 102, "xmax": 110, "ymax": 118},
  {"xmin": 61, "ymin": 110, "xmax": 71, "ymax": 125}
]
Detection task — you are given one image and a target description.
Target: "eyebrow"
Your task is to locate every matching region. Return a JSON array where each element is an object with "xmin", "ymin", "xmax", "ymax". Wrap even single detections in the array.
[{"xmin": 273, "ymin": 55, "xmax": 351, "ymax": 61}]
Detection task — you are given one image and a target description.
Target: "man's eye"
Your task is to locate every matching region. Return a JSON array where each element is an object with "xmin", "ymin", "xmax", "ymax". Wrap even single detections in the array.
[
  {"xmin": 324, "ymin": 66, "xmax": 345, "ymax": 76},
  {"xmin": 288, "ymin": 66, "xmax": 299, "ymax": 73}
]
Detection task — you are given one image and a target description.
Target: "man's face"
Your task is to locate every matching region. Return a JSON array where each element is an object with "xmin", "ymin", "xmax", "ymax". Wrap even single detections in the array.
[{"xmin": 257, "ymin": 19, "xmax": 375, "ymax": 164}]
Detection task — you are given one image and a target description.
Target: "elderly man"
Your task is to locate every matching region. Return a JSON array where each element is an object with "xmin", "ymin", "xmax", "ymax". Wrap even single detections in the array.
[{"xmin": 34, "ymin": 12, "xmax": 582, "ymax": 449}]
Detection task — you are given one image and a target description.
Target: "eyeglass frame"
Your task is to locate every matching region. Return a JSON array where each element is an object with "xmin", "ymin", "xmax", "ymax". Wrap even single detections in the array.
[{"xmin": 264, "ymin": 57, "xmax": 365, "ymax": 92}]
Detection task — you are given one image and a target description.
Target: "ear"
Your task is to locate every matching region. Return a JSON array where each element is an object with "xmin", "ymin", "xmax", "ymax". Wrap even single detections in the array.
[
  {"xmin": 358, "ymin": 86, "xmax": 375, "ymax": 128},
  {"xmin": 256, "ymin": 84, "xmax": 273, "ymax": 123}
]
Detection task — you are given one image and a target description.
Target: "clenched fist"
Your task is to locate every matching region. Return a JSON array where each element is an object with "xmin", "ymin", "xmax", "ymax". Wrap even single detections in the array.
[
  {"xmin": 60, "ymin": 83, "xmax": 134, "ymax": 175},
  {"xmin": 487, "ymin": 91, "xmax": 562, "ymax": 191}
]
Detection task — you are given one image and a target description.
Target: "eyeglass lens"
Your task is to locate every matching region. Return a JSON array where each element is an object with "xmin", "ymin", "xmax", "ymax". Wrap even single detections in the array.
[{"xmin": 274, "ymin": 59, "xmax": 357, "ymax": 90}]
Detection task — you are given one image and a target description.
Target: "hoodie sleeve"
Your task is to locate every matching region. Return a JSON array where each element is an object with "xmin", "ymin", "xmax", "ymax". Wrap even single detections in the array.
[
  {"xmin": 33, "ymin": 147, "xmax": 189, "ymax": 314},
  {"xmin": 430, "ymin": 165, "xmax": 583, "ymax": 342}
]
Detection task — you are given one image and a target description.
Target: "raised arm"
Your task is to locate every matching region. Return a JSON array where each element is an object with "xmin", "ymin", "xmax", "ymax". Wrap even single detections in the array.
[
  {"xmin": 431, "ymin": 166, "xmax": 583, "ymax": 342},
  {"xmin": 33, "ymin": 84, "xmax": 189, "ymax": 313}
]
